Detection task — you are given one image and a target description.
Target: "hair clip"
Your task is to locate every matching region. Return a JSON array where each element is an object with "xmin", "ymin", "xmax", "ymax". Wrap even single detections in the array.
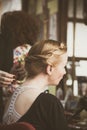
[{"xmin": 60, "ymin": 43, "xmax": 65, "ymax": 49}]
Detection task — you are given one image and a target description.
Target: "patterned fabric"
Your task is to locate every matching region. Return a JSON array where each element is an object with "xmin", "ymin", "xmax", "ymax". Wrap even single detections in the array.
[
  {"xmin": 13, "ymin": 44, "xmax": 31, "ymax": 64},
  {"xmin": 3, "ymin": 86, "xmax": 24, "ymax": 124}
]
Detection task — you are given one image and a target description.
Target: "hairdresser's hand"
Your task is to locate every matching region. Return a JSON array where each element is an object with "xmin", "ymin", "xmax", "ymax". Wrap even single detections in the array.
[
  {"xmin": 0, "ymin": 70, "xmax": 15, "ymax": 87},
  {"xmin": 10, "ymin": 63, "xmax": 27, "ymax": 81},
  {"xmin": 6, "ymin": 64, "xmax": 27, "ymax": 93}
]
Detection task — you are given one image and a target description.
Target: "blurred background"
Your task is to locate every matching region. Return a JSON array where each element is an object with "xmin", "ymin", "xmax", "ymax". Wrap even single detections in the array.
[{"xmin": 0, "ymin": 0, "xmax": 87, "ymax": 107}]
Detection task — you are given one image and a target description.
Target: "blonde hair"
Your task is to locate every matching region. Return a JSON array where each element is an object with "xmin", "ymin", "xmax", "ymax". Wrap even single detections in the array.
[{"xmin": 25, "ymin": 39, "xmax": 67, "ymax": 78}]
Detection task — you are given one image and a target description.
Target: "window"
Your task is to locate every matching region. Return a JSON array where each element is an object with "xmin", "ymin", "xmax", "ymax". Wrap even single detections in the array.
[{"xmin": 66, "ymin": 0, "xmax": 87, "ymax": 96}]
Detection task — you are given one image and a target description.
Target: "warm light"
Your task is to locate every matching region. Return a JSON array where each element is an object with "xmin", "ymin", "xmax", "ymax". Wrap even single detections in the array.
[
  {"xmin": 73, "ymin": 80, "xmax": 78, "ymax": 96},
  {"xmin": 66, "ymin": 74, "xmax": 72, "ymax": 86},
  {"xmin": 66, "ymin": 79, "xmax": 72, "ymax": 86}
]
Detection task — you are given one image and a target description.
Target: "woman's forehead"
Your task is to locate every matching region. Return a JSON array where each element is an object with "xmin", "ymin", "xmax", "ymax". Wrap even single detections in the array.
[{"xmin": 58, "ymin": 53, "xmax": 68, "ymax": 64}]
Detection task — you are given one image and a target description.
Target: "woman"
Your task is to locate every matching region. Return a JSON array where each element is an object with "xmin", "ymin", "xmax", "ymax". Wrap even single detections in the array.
[{"xmin": 3, "ymin": 39, "xmax": 68, "ymax": 130}]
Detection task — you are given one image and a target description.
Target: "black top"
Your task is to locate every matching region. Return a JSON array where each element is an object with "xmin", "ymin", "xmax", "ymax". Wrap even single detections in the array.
[{"xmin": 18, "ymin": 92, "xmax": 68, "ymax": 130}]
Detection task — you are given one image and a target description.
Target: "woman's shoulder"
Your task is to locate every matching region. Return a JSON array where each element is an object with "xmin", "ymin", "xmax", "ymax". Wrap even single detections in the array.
[
  {"xmin": 40, "ymin": 92, "xmax": 58, "ymax": 100},
  {"xmin": 37, "ymin": 93, "xmax": 62, "ymax": 106}
]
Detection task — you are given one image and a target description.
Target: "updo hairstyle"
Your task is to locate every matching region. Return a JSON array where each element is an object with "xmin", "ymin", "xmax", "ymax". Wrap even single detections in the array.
[{"xmin": 25, "ymin": 39, "xmax": 67, "ymax": 78}]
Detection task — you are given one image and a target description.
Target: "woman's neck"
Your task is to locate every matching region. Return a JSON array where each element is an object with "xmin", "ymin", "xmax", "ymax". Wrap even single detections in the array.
[{"xmin": 22, "ymin": 73, "xmax": 49, "ymax": 91}]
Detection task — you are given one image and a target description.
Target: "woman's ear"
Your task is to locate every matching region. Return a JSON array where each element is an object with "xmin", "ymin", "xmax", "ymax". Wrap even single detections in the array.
[{"xmin": 46, "ymin": 65, "xmax": 53, "ymax": 75}]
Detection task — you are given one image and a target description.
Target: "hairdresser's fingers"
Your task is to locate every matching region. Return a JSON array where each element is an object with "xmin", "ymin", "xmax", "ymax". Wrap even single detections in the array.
[{"xmin": 0, "ymin": 70, "xmax": 15, "ymax": 79}]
